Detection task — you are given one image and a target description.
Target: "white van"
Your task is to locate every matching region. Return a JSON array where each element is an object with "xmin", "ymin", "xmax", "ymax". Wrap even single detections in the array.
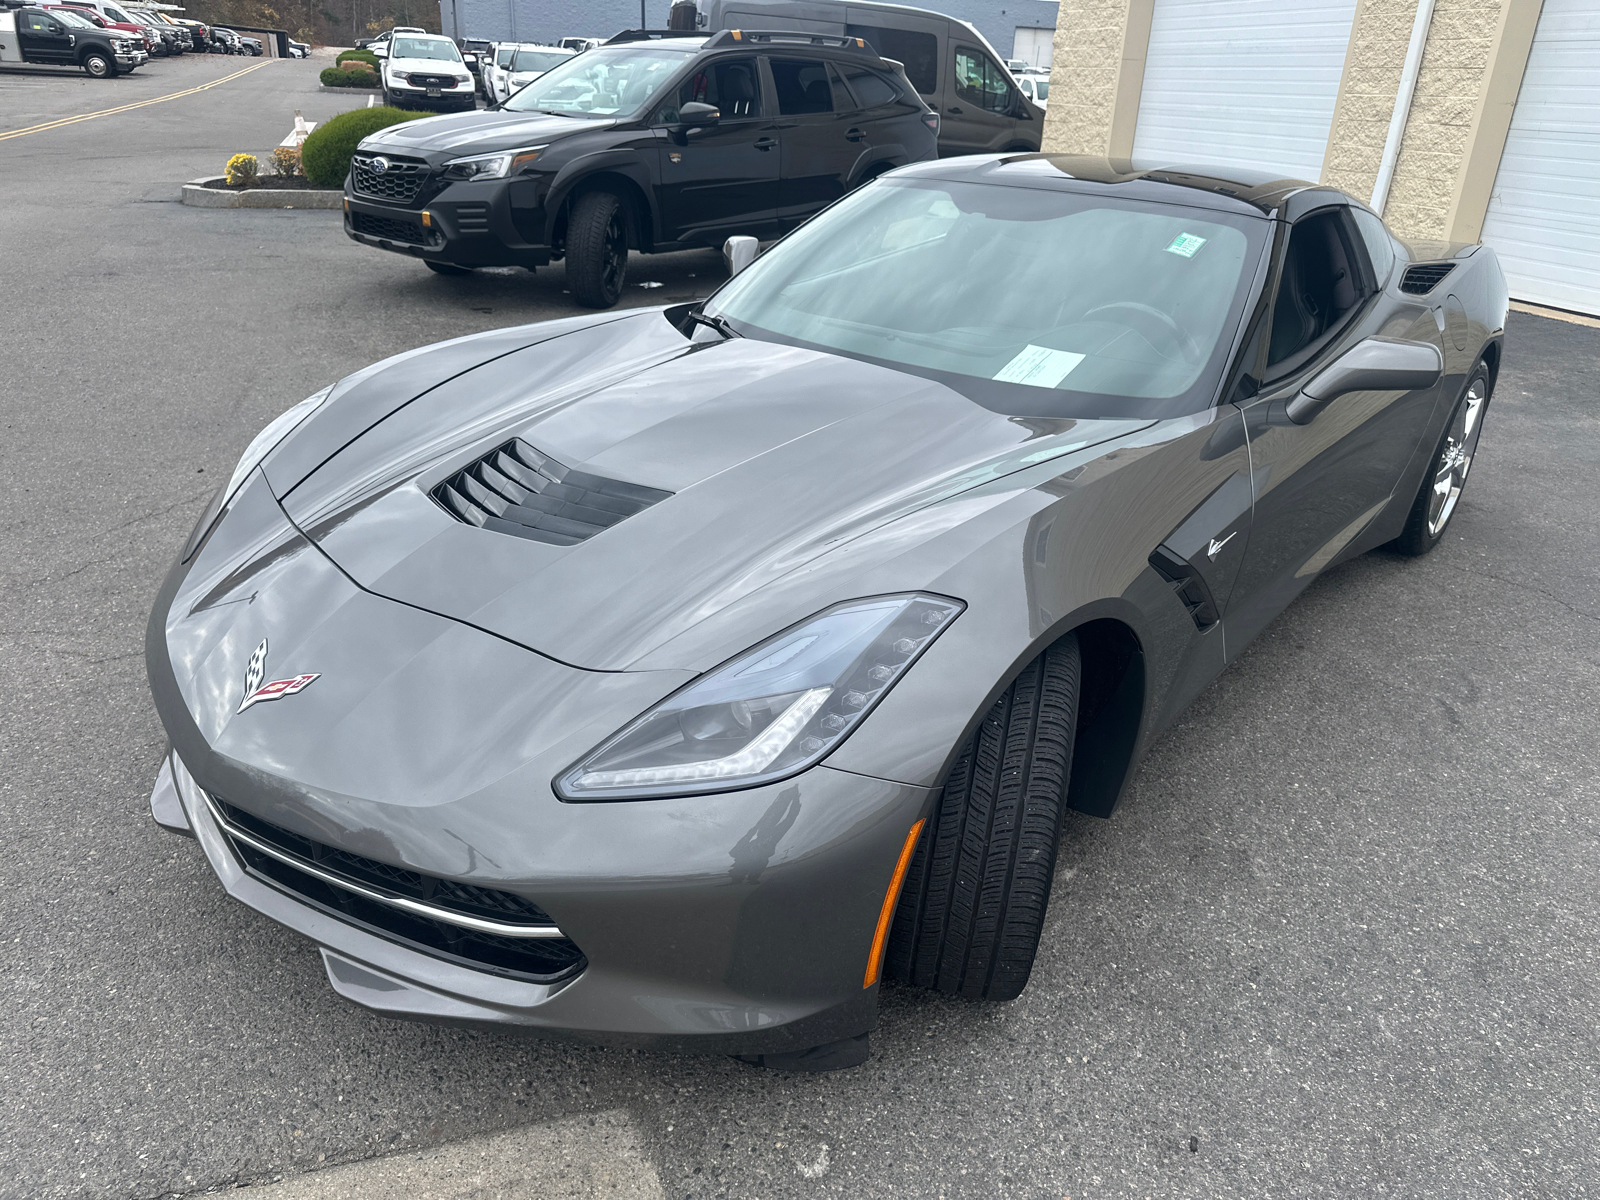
[{"xmin": 694, "ymin": 0, "xmax": 1042, "ymax": 155}]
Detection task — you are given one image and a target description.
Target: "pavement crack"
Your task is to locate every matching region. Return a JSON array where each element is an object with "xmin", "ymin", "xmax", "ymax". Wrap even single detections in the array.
[{"xmin": 1442, "ymin": 562, "xmax": 1600, "ymax": 626}]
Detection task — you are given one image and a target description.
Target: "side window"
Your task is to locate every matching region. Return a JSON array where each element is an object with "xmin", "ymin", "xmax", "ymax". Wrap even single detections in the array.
[
  {"xmin": 838, "ymin": 63, "xmax": 900, "ymax": 109},
  {"xmin": 1267, "ymin": 208, "xmax": 1370, "ymax": 373},
  {"xmin": 826, "ymin": 63, "xmax": 857, "ymax": 111},
  {"xmin": 26, "ymin": 11, "xmax": 59, "ymax": 32},
  {"xmin": 1350, "ymin": 208, "xmax": 1397, "ymax": 287},
  {"xmin": 954, "ymin": 47, "xmax": 1014, "ymax": 115},
  {"xmin": 846, "ymin": 24, "xmax": 937, "ymax": 94},
  {"xmin": 770, "ymin": 58, "xmax": 833, "ymax": 116},
  {"xmin": 658, "ymin": 57, "xmax": 762, "ymax": 123}
]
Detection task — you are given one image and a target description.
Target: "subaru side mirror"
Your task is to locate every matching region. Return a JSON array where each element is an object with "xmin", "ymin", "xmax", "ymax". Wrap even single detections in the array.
[
  {"xmin": 723, "ymin": 236, "xmax": 758, "ymax": 278},
  {"xmin": 1286, "ymin": 337, "xmax": 1443, "ymax": 424},
  {"xmin": 678, "ymin": 101, "xmax": 720, "ymax": 128}
]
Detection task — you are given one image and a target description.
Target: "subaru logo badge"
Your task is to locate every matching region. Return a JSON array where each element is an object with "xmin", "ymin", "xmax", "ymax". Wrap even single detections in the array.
[{"xmin": 371, "ymin": 156, "xmax": 390, "ymax": 175}]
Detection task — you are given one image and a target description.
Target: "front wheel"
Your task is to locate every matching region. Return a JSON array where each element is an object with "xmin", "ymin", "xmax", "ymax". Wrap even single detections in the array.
[
  {"xmin": 564, "ymin": 190, "xmax": 629, "ymax": 308},
  {"xmin": 885, "ymin": 634, "xmax": 1081, "ymax": 1001},
  {"xmin": 82, "ymin": 51, "xmax": 115, "ymax": 78},
  {"xmin": 1391, "ymin": 362, "xmax": 1492, "ymax": 556}
]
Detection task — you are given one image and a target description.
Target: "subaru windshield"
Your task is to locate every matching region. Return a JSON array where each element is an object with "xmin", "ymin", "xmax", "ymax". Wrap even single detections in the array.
[
  {"xmin": 502, "ymin": 45, "xmax": 697, "ymax": 117},
  {"xmin": 705, "ymin": 178, "xmax": 1270, "ymax": 420}
]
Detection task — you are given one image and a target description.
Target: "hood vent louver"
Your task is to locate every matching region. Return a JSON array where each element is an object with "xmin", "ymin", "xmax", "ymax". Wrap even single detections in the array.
[
  {"xmin": 1399, "ymin": 262, "xmax": 1456, "ymax": 294},
  {"xmin": 431, "ymin": 438, "xmax": 672, "ymax": 546}
]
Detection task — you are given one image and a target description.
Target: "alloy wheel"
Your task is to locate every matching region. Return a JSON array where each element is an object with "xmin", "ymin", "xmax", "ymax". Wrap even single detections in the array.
[{"xmin": 1427, "ymin": 377, "xmax": 1487, "ymax": 537}]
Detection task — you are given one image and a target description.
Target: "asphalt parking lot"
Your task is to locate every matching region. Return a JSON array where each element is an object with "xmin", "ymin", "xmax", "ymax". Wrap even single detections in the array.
[{"xmin": 1, "ymin": 52, "xmax": 1597, "ymax": 1200}]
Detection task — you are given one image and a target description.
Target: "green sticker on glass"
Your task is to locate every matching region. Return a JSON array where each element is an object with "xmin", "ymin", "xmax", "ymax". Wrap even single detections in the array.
[{"xmin": 1166, "ymin": 233, "xmax": 1207, "ymax": 258}]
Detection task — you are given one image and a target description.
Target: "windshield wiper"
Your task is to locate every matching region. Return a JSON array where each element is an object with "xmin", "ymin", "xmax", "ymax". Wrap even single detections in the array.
[{"xmin": 688, "ymin": 310, "xmax": 740, "ymax": 339}]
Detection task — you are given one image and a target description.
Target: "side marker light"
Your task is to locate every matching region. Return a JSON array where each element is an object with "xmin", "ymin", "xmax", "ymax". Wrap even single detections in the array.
[{"xmin": 864, "ymin": 818, "xmax": 925, "ymax": 988}]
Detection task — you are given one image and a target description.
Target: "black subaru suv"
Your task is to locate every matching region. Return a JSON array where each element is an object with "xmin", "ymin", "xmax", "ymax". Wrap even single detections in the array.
[{"xmin": 342, "ymin": 28, "xmax": 940, "ymax": 307}]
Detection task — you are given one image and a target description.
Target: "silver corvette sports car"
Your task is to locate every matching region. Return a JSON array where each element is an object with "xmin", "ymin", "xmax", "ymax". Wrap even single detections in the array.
[{"xmin": 147, "ymin": 155, "xmax": 1507, "ymax": 1070}]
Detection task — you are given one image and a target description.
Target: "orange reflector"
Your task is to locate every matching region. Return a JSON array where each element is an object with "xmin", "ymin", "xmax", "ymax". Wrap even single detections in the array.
[
  {"xmin": 342, "ymin": 196, "xmax": 349, "ymax": 211},
  {"xmin": 421, "ymin": 210, "xmax": 432, "ymax": 228},
  {"xmin": 863, "ymin": 818, "xmax": 925, "ymax": 989},
  {"xmin": 730, "ymin": 28, "xmax": 742, "ymax": 39},
  {"xmin": 855, "ymin": 37, "xmax": 865, "ymax": 47}
]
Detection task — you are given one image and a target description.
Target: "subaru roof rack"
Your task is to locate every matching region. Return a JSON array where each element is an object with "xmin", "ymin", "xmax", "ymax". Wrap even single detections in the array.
[{"xmin": 705, "ymin": 29, "xmax": 881, "ymax": 56}]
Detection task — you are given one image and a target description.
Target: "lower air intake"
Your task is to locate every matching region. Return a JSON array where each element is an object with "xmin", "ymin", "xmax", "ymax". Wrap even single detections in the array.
[{"xmin": 432, "ymin": 438, "xmax": 672, "ymax": 546}]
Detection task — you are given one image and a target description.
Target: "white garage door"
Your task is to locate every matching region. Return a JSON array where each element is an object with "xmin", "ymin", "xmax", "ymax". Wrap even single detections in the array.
[
  {"xmin": 1132, "ymin": 0, "xmax": 1358, "ymax": 182},
  {"xmin": 1012, "ymin": 26, "xmax": 1055, "ymax": 71},
  {"xmin": 1479, "ymin": 0, "xmax": 1600, "ymax": 315}
]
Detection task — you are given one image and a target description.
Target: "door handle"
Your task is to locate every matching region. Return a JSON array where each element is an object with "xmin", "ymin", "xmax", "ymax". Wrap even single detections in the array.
[
  {"xmin": 845, "ymin": 127, "xmax": 866, "ymax": 142},
  {"xmin": 753, "ymin": 137, "xmax": 777, "ymax": 151},
  {"xmin": 947, "ymin": 105, "xmax": 964, "ymax": 115}
]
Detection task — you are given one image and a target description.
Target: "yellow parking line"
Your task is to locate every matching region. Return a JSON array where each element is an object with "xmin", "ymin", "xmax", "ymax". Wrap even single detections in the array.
[{"xmin": 0, "ymin": 59, "xmax": 277, "ymax": 142}]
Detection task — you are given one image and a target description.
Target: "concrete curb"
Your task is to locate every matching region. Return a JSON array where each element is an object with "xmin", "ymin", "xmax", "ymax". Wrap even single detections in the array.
[
  {"xmin": 318, "ymin": 84, "xmax": 382, "ymax": 94},
  {"xmin": 181, "ymin": 177, "xmax": 343, "ymax": 210}
]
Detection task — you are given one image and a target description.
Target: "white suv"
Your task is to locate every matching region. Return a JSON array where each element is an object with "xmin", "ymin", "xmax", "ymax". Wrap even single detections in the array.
[
  {"xmin": 488, "ymin": 43, "xmax": 575, "ymax": 105},
  {"xmin": 377, "ymin": 32, "xmax": 476, "ymax": 112}
]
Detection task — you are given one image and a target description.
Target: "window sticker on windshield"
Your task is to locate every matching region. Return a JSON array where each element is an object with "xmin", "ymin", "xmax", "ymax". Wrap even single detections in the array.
[
  {"xmin": 1166, "ymin": 233, "xmax": 1207, "ymax": 258},
  {"xmin": 994, "ymin": 345, "xmax": 1087, "ymax": 388}
]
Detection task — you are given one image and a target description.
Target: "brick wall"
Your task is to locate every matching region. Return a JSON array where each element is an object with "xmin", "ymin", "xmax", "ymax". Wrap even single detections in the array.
[
  {"xmin": 1040, "ymin": 0, "xmax": 1135, "ymax": 155},
  {"xmin": 1321, "ymin": 0, "xmax": 1421, "ymax": 203}
]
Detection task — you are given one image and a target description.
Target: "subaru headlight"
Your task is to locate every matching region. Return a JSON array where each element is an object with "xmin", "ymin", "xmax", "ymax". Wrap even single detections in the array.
[
  {"xmin": 443, "ymin": 146, "xmax": 545, "ymax": 180},
  {"xmin": 182, "ymin": 385, "xmax": 333, "ymax": 561},
  {"xmin": 558, "ymin": 594, "xmax": 963, "ymax": 801}
]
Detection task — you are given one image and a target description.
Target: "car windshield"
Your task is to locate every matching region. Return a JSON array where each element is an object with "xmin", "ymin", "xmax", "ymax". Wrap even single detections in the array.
[
  {"xmin": 503, "ymin": 45, "xmax": 697, "ymax": 116},
  {"xmin": 1030, "ymin": 79, "xmax": 1048, "ymax": 99},
  {"xmin": 53, "ymin": 10, "xmax": 98, "ymax": 27},
  {"xmin": 102, "ymin": 3, "xmax": 134, "ymax": 20},
  {"xmin": 708, "ymin": 178, "xmax": 1269, "ymax": 419},
  {"xmin": 512, "ymin": 48, "xmax": 570, "ymax": 73},
  {"xmin": 392, "ymin": 37, "xmax": 461, "ymax": 61},
  {"xmin": 496, "ymin": 46, "xmax": 516, "ymax": 67}
]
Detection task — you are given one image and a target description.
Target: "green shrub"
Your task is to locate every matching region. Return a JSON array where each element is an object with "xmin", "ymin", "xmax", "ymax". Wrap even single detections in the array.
[
  {"xmin": 300, "ymin": 106, "xmax": 426, "ymax": 188},
  {"xmin": 319, "ymin": 65, "xmax": 379, "ymax": 88},
  {"xmin": 319, "ymin": 66, "xmax": 351, "ymax": 86},
  {"xmin": 336, "ymin": 48, "xmax": 380, "ymax": 69}
]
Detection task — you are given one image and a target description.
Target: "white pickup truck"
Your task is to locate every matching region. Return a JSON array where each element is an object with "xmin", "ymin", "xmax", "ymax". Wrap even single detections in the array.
[{"xmin": 0, "ymin": 2, "xmax": 146, "ymax": 77}]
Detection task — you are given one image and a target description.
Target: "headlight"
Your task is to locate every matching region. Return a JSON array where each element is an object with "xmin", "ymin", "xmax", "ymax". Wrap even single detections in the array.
[
  {"xmin": 181, "ymin": 385, "xmax": 332, "ymax": 561},
  {"xmin": 557, "ymin": 594, "xmax": 963, "ymax": 801},
  {"xmin": 442, "ymin": 146, "xmax": 545, "ymax": 180}
]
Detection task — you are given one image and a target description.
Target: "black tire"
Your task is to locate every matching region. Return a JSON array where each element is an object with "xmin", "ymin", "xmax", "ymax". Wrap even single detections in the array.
[
  {"xmin": 885, "ymin": 634, "xmax": 1081, "ymax": 1001},
  {"xmin": 424, "ymin": 261, "xmax": 471, "ymax": 276},
  {"xmin": 82, "ymin": 51, "xmax": 115, "ymax": 78},
  {"xmin": 564, "ymin": 190, "xmax": 629, "ymax": 308},
  {"xmin": 1391, "ymin": 361, "xmax": 1492, "ymax": 557}
]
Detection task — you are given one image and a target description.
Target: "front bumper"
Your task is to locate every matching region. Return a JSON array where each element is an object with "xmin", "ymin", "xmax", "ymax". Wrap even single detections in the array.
[
  {"xmin": 343, "ymin": 175, "xmax": 552, "ymax": 269},
  {"xmin": 144, "ymin": 477, "xmax": 932, "ymax": 1053},
  {"xmin": 385, "ymin": 79, "xmax": 476, "ymax": 111}
]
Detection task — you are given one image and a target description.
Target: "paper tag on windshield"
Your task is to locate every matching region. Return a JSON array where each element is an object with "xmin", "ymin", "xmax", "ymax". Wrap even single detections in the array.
[
  {"xmin": 994, "ymin": 345, "xmax": 1086, "ymax": 388},
  {"xmin": 1166, "ymin": 233, "xmax": 1207, "ymax": 258}
]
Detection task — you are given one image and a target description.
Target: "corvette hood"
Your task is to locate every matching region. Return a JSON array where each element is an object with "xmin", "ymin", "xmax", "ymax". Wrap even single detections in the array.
[
  {"xmin": 276, "ymin": 311, "xmax": 1149, "ymax": 670},
  {"xmin": 359, "ymin": 109, "xmax": 609, "ymax": 156}
]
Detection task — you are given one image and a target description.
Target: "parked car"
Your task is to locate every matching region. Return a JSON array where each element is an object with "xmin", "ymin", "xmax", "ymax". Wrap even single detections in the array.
[
  {"xmin": 53, "ymin": 0, "xmax": 155, "ymax": 54},
  {"xmin": 1015, "ymin": 74, "xmax": 1046, "ymax": 107},
  {"xmin": 697, "ymin": 0, "xmax": 1043, "ymax": 156},
  {"xmin": 373, "ymin": 31, "xmax": 476, "ymax": 112},
  {"xmin": 345, "ymin": 29, "xmax": 939, "ymax": 306},
  {"xmin": 357, "ymin": 25, "xmax": 423, "ymax": 50},
  {"xmin": 147, "ymin": 155, "xmax": 1508, "ymax": 1072},
  {"xmin": 213, "ymin": 27, "xmax": 245, "ymax": 54},
  {"xmin": 558, "ymin": 35, "xmax": 600, "ymax": 53},
  {"xmin": 166, "ymin": 15, "xmax": 210, "ymax": 50},
  {"xmin": 287, "ymin": 38, "xmax": 309, "ymax": 58},
  {"xmin": 479, "ymin": 41, "xmax": 521, "ymax": 105},
  {"xmin": 457, "ymin": 36, "xmax": 492, "ymax": 86},
  {"xmin": 0, "ymin": 2, "xmax": 143, "ymax": 75},
  {"xmin": 126, "ymin": 6, "xmax": 188, "ymax": 52},
  {"xmin": 493, "ymin": 44, "xmax": 575, "ymax": 105}
]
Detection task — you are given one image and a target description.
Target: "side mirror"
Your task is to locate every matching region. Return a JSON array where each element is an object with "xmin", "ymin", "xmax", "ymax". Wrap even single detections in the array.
[
  {"xmin": 678, "ymin": 101, "xmax": 720, "ymax": 128},
  {"xmin": 372, "ymin": 45, "xmax": 388, "ymax": 58},
  {"xmin": 723, "ymin": 235, "xmax": 758, "ymax": 278},
  {"xmin": 1286, "ymin": 336, "xmax": 1442, "ymax": 424}
]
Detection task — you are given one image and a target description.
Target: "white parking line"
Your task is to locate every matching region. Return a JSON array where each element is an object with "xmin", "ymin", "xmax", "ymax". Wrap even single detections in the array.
[{"xmin": 212, "ymin": 1109, "xmax": 665, "ymax": 1199}]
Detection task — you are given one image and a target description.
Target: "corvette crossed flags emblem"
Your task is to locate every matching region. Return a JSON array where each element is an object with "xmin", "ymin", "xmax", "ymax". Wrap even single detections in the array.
[{"xmin": 237, "ymin": 638, "xmax": 320, "ymax": 714}]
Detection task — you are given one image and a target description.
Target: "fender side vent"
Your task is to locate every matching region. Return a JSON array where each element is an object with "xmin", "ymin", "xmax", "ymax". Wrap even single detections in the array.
[
  {"xmin": 432, "ymin": 438, "xmax": 672, "ymax": 546},
  {"xmin": 1400, "ymin": 262, "xmax": 1455, "ymax": 294}
]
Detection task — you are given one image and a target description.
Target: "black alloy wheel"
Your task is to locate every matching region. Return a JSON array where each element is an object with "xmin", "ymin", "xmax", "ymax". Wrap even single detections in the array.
[
  {"xmin": 1392, "ymin": 361, "xmax": 1491, "ymax": 556},
  {"xmin": 565, "ymin": 191, "xmax": 629, "ymax": 309},
  {"xmin": 885, "ymin": 633, "xmax": 1081, "ymax": 1001}
]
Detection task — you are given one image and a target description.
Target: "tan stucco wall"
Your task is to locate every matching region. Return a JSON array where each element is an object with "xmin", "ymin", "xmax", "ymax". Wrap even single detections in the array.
[
  {"xmin": 1321, "ymin": 0, "xmax": 1423, "ymax": 200},
  {"xmin": 1041, "ymin": 0, "xmax": 1153, "ymax": 156}
]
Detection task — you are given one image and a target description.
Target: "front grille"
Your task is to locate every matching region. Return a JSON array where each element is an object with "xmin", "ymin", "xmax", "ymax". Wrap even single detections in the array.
[
  {"xmin": 350, "ymin": 153, "xmax": 429, "ymax": 204},
  {"xmin": 432, "ymin": 439, "xmax": 672, "ymax": 546},
  {"xmin": 407, "ymin": 72, "xmax": 459, "ymax": 88},
  {"xmin": 351, "ymin": 211, "xmax": 428, "ymax": 244},
  {"xmin": 1400, "ymin": 262, "xmax": 1456, "ymax": 294},
  {"xmin": 211, "ymin": 795, "xmax": 586, "ymax": 982}
]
